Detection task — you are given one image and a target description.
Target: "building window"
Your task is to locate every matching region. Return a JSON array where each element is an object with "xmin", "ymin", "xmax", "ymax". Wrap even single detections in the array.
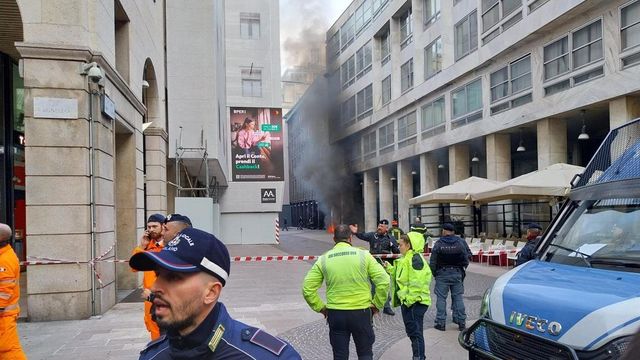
[
  {"xmin": 363, "ymin": 131, "xmax": 377, "ymax": 159},
  {"xmin": 451, "ymin": 78, "xmax": 482, "ymax": 128},
  {"xmin": 421, "ymin": 97, "xmax": 445, "ymax": 139},
  {"xmin": 544, "ymin": 19, "xmax": 603, "ymax": 80},
  {"xmin": 378, "ymin": 122, "xmax": 395, "ymax": 153},
  {"xmin": 356, "ymin": 42, "xmax": 373, "ymax": 79},
  {"xmin": 490, "ymin": 54, "xmax": 531, "ymax": 102},
  {"xmin": 622, "ymin": 1, "xmax": 640, "ymax": 51},
  {"xmin": 424, "ymin": 37, "xmax": 443, "ymax": 79},
  {"xmin": 381, "ymin": 75, "xmax": 391, "ymax": 105},
  {"xmin": 424, "ymin": 0, "xmax": 441, "ymax": 27},
  {"xmin": 114, "ymin": 0, "xmax": 130, "ymax": 82},
  {"xmin": 357, "ymin": 84, "xmax": 373, "ymax": 119},
  {"xmin": 455, "ymin": 10, "xmax": 478, "ymax": 61},
  {"xmin": 572, "ymin": 20, "xmax": 603, "ymax": 69},
  {"xmin": 241, "ymin": 69, "xmax": 262, "ymax": 97},
  {"xmin": 381, "ymin": 30, "xmax": 391, "ymax": 65},
  {"xmin": 355, "ymin": 0, "xmax": 373, "ymax": 34},
  {"xmin": 398, "ymin": 111, "xmax": 417, "ymax": 148},
  {"xmin": 401, "ymin": 59, "xmax": 414, "ymax": 93},
  {"xmin": 240, "ymin": 13, "xmax": 260, "ymax": 39},
  {"xmin": 341, "ymin": 15, "xmax": 355, "ymax": 50},
  {"xmin": 400, "ymin": 8, "xmax": 413, "ymax": 49},
  {"xmin": 481, "ymin": 0, "xmax": 521, "ymax": 33},
  {"xmin": 328, "ymin": 31, "xmax": 341, "ymax": 62},
  {"xmin": 342, "ymin": 95, "xmax": 356, "ymax": 126},
  {"xmin": 341, "ymin": 55, "xmax": 356, "ymax": 89}
]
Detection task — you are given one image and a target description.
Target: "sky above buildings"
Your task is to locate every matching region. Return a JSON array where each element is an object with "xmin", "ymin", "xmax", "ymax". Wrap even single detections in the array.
[{"xmin": 280, "ymin": 0, "xmax": 349, "ymax": 72}]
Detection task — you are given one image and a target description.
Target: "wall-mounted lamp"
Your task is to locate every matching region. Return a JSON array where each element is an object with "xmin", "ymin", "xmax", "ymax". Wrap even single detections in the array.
[
  {"xmin": 471, "ymin": 153, "xmax": 480, "ymax": 162},
  {"xmin": 374, "ymin": 179, "xmax": 379, "ymax": 183},
  {"xmin": 360, "ymin": 182, "xmax": 364, "ymax": 186},
  {"xmin": 411, "ymin": 170, "xmax": 417, "ymax": 175},
  {"xmin": 516, "ymin": 128, "xmax": 526, "ymax": 152},
  {"xmin": 438, "ymin": 164, "xmax": 445, "ymax": 169},
  {"xmin": 142, "ymin": 80, "xmax": 150, "ymax": 89},
  {"xmin": 390, "ymin": 177, "xmax": 396, "ymax": 181},
  {"xmin": 578, "ymin": 109, "xmax": 590, "ymax": 140}
]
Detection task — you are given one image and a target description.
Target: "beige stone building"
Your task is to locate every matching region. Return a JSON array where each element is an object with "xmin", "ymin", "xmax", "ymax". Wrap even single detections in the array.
[
  {"xmin": 0, "ymin": 0, "xmax": 167, "ymax": 320},
  {"xmin": 323, "ymin": 0, "xmax": 640, "ymax": 233}
]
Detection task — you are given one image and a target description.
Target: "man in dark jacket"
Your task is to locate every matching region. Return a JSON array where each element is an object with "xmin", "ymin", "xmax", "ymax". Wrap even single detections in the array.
[
  {"xmin": 515, "ymin": 223, "xmax": 543, "ymax": 266},
  {"xmin": 350, "ymin": 219, "xmax": 400, "ymax": 315},
  {"xmin": 429, "ymin": 223, "xmax": 470, "ymax": 331},
  {"xmin": 130, "ymin": 227, "xmax": 301, "ymax": 359}
]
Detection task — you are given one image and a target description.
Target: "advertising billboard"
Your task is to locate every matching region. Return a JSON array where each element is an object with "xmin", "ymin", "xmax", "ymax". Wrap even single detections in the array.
[{"xmin": 230, "ymin": 107, "xmax": 284, "ymax": 181}]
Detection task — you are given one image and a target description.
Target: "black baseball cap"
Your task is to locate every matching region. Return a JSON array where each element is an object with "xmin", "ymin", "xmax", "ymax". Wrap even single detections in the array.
[
  {"xmin": 147, "ymin": 213, "xmax": 166, "ymax": 224},
  {"xmin": 378, "ymin": 219, "xmax": 389, "ymax": 225},
  {"xmin": 164, "ymin": 213, "xmax": 192, "ymax": 226},
  {"xmin": 129, "ymin": 227, "xmax": 230, "ymax": 286},
  {"xmin": 527, "ymin": 222, "xmax": 542, "ymax": 230},
  {"xmin": 442, "ymin": 223, "xmax": 455, "ymax": 231}
]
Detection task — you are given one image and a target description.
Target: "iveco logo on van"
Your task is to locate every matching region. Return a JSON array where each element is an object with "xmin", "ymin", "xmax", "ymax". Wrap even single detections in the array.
[{"xmin": 509, "ymin": 311, "xmax": 562, "ymax": 336}]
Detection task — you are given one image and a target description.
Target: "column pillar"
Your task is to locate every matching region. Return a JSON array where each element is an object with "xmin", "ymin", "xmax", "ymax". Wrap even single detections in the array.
[
  {"xmin": 397, "ymin": 160, "xmax": 413, "ymax": 231},
  {"xmin": 420, "ymin": 152, "xmax": 439, "ymax": 230},
  {"xmin": 486, "ymin": 133, "xmax": 512, "ymax": 237},
  {"xmin": 537, "ymin": 118, "xmax": 567, "ymax": 169},
  {"xmin": 449, "ymin": 144, "xmax": 470, "ymax": 182},
  {"xmin": 379, "ymin": 166, "xmax": 393, "ymax": 223},
  {"xmin": 609, "ymin": 96, "xmax": 640, "ymax": 128},
  {"xmin": 363, "ymin": 170, "xmax": 377, "ymax": 230},
  {"xmin": 486, "ymin": 133, "xmax": 511, "ymax": 181},
  {"xmin": 449, "ymin": 144, "xmax": 471, "ymax": 236},
  {"xmin": 143, "ymin": 127, "xmax": 168, "ymax": 218}
]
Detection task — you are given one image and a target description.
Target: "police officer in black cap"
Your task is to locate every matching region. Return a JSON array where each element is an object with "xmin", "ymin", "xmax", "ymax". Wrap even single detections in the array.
[
  {"xmin": 349, "ymin": 219, "xmax": 400, "ymax": 315},
  {"xmin": 515, "ymin": 222, "xmax": 543, "ymax": 266},
  {"xmin": 430, "ymin": 223, "xmax": 470, "ymax": 331},
  {"xmin": 130, "ymin": 227, "xmax": 302, "ymax": 359}
]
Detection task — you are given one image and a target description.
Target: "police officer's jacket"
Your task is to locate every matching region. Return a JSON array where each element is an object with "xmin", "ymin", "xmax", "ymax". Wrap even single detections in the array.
[
  {"xmin": 385, "ymin": 232, "xmax": 433, "ymax": 308},
  {"xmin": 515, "ymin": 236, "xmax": 541, "ymax": 266},
  {"xmin": 429, "ymin": 235, "xmax": 469, "ymax": 274},
  {"xmin": 354, "ymin": 231, "xmax": 400, "ymax": 255},
  {"xmin": 139, "ymin": 302, "xmax": 301, "ymax": 360},
  {"xmin": 302, "ymin": 242, "xmax": 390, "ymax": 311}
]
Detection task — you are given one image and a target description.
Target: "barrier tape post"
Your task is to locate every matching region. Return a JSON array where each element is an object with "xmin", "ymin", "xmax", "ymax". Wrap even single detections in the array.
[{"xmin": 275, "ymin": 217, "xmax": 280, "ymax": 244}]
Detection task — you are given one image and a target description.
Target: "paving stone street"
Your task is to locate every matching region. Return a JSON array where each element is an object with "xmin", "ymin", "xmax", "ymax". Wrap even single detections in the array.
[{"xmin": 19, "ymin": 230, "xmax": 508, "ymax": 359}]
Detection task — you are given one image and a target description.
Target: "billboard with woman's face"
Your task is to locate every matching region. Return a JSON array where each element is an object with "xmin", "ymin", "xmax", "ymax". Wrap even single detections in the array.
[{"xmin": 230, "ymin": 107, "xmax": 284, "ymax": 181}]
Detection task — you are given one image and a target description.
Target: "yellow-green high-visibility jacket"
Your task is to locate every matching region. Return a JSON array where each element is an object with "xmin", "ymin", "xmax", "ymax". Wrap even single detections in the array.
[
  {"xmin": 302, "ymin": 242, "xmax": 390, "ymax": 312},
  {"xmin": 385, "ymin": 235, "xmax": 433, "ymax": 308}
]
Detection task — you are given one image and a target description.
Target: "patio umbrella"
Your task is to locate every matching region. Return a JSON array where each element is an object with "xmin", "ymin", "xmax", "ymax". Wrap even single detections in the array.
[
  {"xmin": 471, "ymin": 163, "xmax": 585, "ymax": 203},
  {"xmin": 409, "ymin": 176, "xmax": 501, "ymax": 205}
]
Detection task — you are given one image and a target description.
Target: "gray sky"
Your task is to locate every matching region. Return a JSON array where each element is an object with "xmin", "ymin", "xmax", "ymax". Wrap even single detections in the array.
[{"xmin": 280, "ymin": 0, "xmax": 349, "ymax": 71}]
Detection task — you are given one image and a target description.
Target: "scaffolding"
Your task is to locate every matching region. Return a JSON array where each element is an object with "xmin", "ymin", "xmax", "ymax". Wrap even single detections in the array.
[{"xmin": 174, "ymin": 126, "xmax": 219, "ymax": 201}]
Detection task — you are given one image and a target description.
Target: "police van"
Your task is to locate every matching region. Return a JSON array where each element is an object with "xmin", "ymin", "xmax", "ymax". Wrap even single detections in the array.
[{"xmin": 460, "ymin": 119, "xmax": 640, "ymax": 359}]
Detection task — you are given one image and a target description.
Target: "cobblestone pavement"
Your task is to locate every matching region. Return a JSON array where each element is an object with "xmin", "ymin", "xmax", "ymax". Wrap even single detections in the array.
[{"xmin": 18, "ymin": 229, "xmax": 505, "ymax": 359}]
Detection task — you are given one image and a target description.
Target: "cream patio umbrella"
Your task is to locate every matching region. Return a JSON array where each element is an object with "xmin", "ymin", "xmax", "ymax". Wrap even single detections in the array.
[
  {"xmin": 409, "ymin": 176, "xmax": 502, "ymax": 205},
  {"xmin": 471, "ymin": 163, "xmax": 585, "ymax": 203}
]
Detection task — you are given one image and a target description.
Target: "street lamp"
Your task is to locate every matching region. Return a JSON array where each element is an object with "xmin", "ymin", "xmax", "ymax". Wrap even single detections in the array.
[{"xmin": 578, "ymin": 109, "xmax": 590, "ymax": 140}]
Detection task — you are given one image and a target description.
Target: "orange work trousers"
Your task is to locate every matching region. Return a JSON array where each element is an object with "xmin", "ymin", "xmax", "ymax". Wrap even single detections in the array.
[
  {"xmin": 144, "ymin": 300, "xmax": 161, "ymax": 340},
  {"xmin": 0, "ymin": 315, "xmax": 26, "ymax": 360}
]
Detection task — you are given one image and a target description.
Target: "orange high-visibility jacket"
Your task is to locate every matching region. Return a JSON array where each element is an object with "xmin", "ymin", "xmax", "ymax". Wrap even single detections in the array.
[
  {"xmin": 132, "ymin": 241, "xmax": 164, "ymax": 290},
  {"xmin": 0, "ymin": 245, "xmax": 20, "ymax": 317}
]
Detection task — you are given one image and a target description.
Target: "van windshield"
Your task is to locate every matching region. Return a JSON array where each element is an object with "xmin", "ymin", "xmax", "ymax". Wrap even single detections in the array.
[{"xmin": 543, "ymin": 198, "xmax": 640, "ymax": 270}]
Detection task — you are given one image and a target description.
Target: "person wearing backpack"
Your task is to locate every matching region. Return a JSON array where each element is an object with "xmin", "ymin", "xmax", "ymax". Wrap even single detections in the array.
[{"xmin": 429, "ymin": 223, "xmax": 470, "ymax": 332}]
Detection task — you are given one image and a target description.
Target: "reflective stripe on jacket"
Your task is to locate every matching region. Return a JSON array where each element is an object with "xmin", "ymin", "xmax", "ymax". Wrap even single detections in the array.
[
  {"xmin": 302, "ymin": 242, "xmax": 390, "ymax": 311},
  {"xmin": 0, "ymin": 245, "xmax": 20, "ymax": 317}
]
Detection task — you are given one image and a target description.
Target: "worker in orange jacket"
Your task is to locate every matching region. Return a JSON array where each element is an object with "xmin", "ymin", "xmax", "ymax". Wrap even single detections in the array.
[
  {"xmin": 132, "ymin": 214, "xmax": 166, "ymax": 340},
  {"xmin": 0, "ymin": 222, "xmax": 26, "ymax": 360}
]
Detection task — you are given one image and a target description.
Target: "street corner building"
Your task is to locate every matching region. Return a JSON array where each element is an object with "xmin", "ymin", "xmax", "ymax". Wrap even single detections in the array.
[
  {"xmin": 285, "ymin": 0, "xmax": 640, "ymax": 236},
  {"xmin": 0, "ymin": 0, "xmax": 283, "ymax": 321}
]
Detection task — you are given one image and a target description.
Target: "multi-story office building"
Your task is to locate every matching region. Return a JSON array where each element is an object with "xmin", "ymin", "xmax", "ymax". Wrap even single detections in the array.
[
  {"xmin": 167, "ymin": 0, "xmax": 283, "ymax": 245},
  {"xmin": 325, "ymin": 0, "xmax": 640, "ymax": 232},
  {"xmin": 0, "ymin": 0, "xmax": 282, "ymax": 321}
]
